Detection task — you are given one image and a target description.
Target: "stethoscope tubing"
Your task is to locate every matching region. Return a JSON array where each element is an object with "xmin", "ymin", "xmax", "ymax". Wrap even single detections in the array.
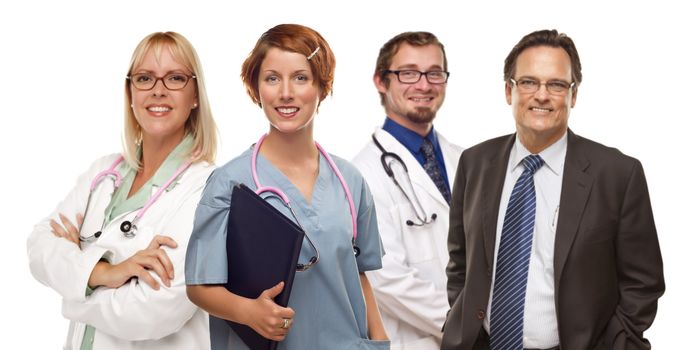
[
  {"xmin": 251, "ymin": 133, "xmax": 360, "ymax": 261},
  {"xmin": 79, "ymin": 155, "xmax": 193, "ymax": 242},
  {"xmin": 371, "ymin": 133, "xmax": 437, "ymax": 226}
]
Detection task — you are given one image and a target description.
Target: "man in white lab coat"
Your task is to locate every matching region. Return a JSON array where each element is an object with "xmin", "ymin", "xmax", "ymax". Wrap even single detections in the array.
[{"xmin": 353, "ymin": 31, "xmax": 463, "ymax": 350}]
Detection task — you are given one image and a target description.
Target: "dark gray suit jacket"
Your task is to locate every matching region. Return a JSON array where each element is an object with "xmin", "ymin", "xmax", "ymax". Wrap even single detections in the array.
[{"xmin": 442, "ymin": 130, "xmax": 664, "ymax": 350}]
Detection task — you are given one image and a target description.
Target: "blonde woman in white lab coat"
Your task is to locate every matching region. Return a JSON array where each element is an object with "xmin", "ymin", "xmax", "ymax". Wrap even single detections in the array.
[{"xmin": 27, "ymin": 32, "xmax": 217, "ymax": 349}]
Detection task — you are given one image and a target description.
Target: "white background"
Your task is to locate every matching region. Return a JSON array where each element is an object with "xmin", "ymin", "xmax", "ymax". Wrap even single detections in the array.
[{"xmin": 2, "ymin": 0, "xmax": 690, "ymax": 347}]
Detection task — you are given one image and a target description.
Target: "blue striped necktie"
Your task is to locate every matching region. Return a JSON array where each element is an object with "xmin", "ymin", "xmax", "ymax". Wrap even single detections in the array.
[{"xmin": 490, "ymin": 154, "xmax": 544, "ymax": 350}]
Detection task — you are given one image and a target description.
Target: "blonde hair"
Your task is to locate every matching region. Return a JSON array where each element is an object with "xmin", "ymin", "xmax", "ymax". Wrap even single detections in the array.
[{"xmin": 123, "ymin": 32, "xmax": 217, "ymax": 169}]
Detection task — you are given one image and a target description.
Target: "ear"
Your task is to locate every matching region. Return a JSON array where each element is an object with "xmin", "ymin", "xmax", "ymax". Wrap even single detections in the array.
[
  {"xmin": 374, "ymin": 73, "xmax": 388, "ymax": 94},
  {"xmin": 570, "ymin": 86, "xmax": 578, "ymax": 108},
  {"xmin": 505, "ymin": 81, "xmax": 513, "ymax": 105}
]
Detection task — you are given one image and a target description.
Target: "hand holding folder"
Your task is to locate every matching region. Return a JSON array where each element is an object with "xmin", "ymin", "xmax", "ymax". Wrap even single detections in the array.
[{"xmin": 225, "ymin": 184, "xmax": 305, "ymax": 350}]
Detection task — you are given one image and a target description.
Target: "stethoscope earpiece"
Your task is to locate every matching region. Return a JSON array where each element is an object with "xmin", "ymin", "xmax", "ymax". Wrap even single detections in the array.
[
  {"xmin": 406, "ymin": 213, "xmax": 437, "ymax": 227},
  {"xmin": 79, "ymin": 231, "xmax": 102, "ymax": 243}
]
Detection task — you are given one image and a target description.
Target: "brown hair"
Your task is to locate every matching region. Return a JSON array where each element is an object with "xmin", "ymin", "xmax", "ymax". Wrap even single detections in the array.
[
  {"xmin": 374, "ymin": 31, "xmax": 447, "ymax": 105},
  {"xmin": 504, "ymin": 29, "xmax": 582, "ymax": 85},
  {"xmin": 241, "ymin": 24, "xmax": 336, "ymax": 106}
]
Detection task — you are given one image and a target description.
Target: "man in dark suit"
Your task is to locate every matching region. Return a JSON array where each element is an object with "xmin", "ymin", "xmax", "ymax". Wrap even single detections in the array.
[{"xmin": 442, "ymin": 29, "xmax": 664, "ymax": 350}]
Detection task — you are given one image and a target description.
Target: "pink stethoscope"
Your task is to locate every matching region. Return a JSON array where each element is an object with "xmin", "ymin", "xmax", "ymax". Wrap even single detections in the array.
[
  {"xmin": 79, "ymin": 155, "xmax": 193, "ymax": 242},
  {"xmin": 251, "ymin": 134, "xmax": 360, "ymax": 271}
]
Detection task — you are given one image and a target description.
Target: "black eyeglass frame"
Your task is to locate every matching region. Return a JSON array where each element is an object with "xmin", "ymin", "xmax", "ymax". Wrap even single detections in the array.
[{"xmin": 383, "ymin": 69, "xmax": 450, "ymax": 84}]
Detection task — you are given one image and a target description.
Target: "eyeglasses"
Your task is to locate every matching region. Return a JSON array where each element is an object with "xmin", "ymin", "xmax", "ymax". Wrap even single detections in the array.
[
  {"xmin": 510, "ymin": 78, "xmax": 575, "ymax": 95},
  {"xmin": 127, "ymin": 72, "xmax": 196, "ymax": 91},
  {"xmin": 384, "ymin": 70, "xmax": 450, "ymax": 84}
]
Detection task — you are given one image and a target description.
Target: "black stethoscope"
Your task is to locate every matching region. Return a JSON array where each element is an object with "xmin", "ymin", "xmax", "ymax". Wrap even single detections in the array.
[{"xmin": 371, "ymin": 133, "xmax": 438, "ymax": 226}]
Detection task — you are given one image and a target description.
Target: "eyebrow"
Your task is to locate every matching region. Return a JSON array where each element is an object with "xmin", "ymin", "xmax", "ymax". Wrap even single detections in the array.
[
  {"xmin": 394, "ymin": 64, "xmax": 444, "ymax": 71},
  {"xmin": 261, "ymin": 69, "xmax": 311, "ymax": 75},
  {"xmin": 132, "ymin": 69, "xmax": 189, "ymax": 75},
  {"xmin": 516, "ymin": 75, "xmax": 570, "ymax": 81}
]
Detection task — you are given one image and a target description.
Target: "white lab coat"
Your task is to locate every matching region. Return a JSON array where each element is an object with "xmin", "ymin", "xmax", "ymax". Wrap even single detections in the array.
[
  {"xmin": 27, "ymin": 154, "xmax": 214, "ymax": 350},
  {"xmin": 352, "ymin": 128, "xmax": 463, "ymax": 350}
]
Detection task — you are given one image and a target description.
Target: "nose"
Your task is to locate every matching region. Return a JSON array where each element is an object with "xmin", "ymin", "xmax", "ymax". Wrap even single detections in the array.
[
  {"xmin": 533, "ymin": 83, "xmax": 550, "ymax": 101},
  {"xmin": 151, "ymin": 78, "xmax": 167, "ymax": 97},
  {"xmin": 280, "ymin": 80, "xmax": 293, "ymax": 101},
  {"xmin": 413, "ymin": 74, "xmax": 432, "ymax": 91}
]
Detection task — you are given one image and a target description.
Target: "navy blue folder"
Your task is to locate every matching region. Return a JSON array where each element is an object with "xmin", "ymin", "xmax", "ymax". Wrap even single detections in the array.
[{"xmin": 225, "ymin": 183, "xmax": 304, "ymax": 350}]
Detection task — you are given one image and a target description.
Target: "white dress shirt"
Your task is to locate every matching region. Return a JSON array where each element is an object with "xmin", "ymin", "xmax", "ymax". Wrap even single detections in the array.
[{"xmin": 484, "ymin": 132, "xmax": 567, "ymax": 349}]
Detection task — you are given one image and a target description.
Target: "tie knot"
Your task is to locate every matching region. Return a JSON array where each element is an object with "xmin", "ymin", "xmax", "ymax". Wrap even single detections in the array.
[{"xmin": 522, "ymin": 154, "xmax": 544, "ymax": 175}]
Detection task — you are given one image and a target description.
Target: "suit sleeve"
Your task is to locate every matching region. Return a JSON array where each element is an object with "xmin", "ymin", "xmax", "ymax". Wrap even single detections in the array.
[
  {"xmin": 446, "ymin": 155, "xmax": 467, "ymax": 307},
  {"xmin": 60, "ymin": 171, "xmax": 209, "ymax": 341},
  {"xmin": 610, "ymin": 159, "xmax": 665, "ymax": 348}
]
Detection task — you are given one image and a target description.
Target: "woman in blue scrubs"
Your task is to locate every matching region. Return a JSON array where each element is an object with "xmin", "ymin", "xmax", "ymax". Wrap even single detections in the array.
[{"xmin": 185, "ymin": 24, "xmax": 389, "ymax": 349}]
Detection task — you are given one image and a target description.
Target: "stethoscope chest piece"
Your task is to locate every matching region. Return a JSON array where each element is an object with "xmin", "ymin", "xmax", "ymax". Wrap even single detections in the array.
[
  {"xmin": 120, "ymin": 221, "xmax": 137, "ymax": 238},
  {"xmin": 353, "ymin": 245, "xmax": 361, "ymax": 257},
  {"xmin": 78, "ymin": 154, "xmax": 193, "ymax": 243}
]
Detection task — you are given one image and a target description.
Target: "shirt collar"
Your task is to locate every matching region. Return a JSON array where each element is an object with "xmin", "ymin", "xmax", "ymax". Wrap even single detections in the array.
[
  {"xmin": 382, "ymin": 117, "xmax": 437, "ymax": 154},
  {"xmin": 510, "ymin": 131, "xmax": 567, "ymax": 176}
]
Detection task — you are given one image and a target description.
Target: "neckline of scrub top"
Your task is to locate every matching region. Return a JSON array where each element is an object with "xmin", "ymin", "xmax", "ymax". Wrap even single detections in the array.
[
  {"xmin": 254, "ymin": 150, "xmax": 331, "ymax": 219},
  {"xmin": 104, "ymin": 134, "xmax": 194, "ymax": 223}
]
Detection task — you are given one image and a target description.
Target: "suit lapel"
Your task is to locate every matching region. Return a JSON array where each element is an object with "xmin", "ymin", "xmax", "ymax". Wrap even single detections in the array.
[
  {"xmin": 483, "ymin": 135, "xmax": 516, "ymax": 268},
  {"xmin": 554, "ymin": 130, "xmax": 593, "ymax": 289}
]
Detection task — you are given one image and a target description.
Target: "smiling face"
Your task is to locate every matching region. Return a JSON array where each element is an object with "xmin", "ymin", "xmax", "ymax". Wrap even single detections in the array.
[
  {"xmin": 258, "ymin": 47, "xmax": 320, "ymax": 135},
  {"xmin": 375, "ymin": 43, "xmax": 447, "ymax": 136},
  {"xmin": 129, "ymin": 45, "xmax": 198, "ymax": 145},
  {"xmin": 506, "ymin": 45, "xmax": 577, "ymax": 151}
]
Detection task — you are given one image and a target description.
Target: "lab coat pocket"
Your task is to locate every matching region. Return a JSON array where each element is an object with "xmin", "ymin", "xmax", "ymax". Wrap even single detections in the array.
[
  {"xmin": 409, "ymin": 258, "xmax": 446, "ymax": 290},
  {"xmin": 349, "ymin": 338, "xmax": 391, "ymax": 350},
  {"xmin": 396, "ymin": 205, "xmax": 437, "ymax": 264}
]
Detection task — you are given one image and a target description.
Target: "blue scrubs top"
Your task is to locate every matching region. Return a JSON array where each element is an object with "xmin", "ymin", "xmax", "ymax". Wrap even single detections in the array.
[{"xmin": 185, "ymin": 147, "xmax": 389, "ymax": 350}]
